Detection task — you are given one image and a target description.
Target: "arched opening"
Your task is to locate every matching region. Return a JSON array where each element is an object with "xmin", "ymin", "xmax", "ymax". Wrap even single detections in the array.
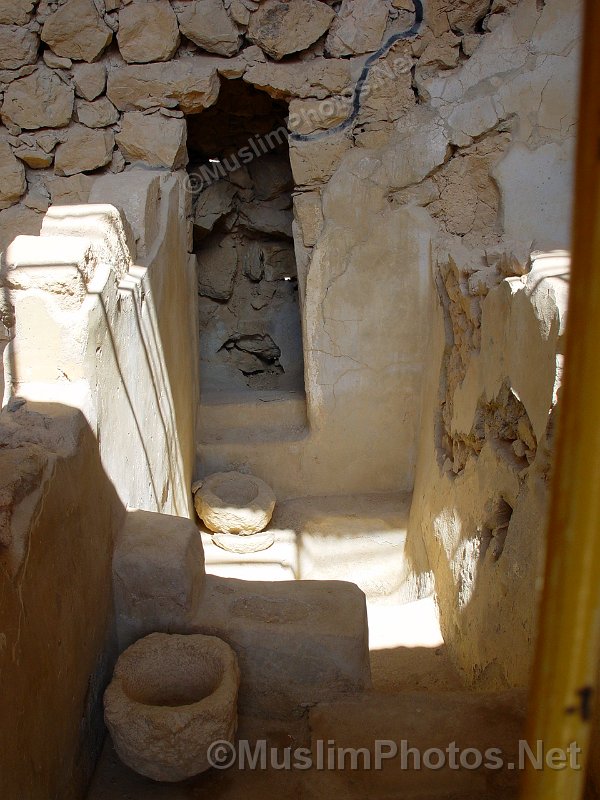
[{"xmin": 187, "ymin": 79, "xmax": 305, "ymax": 400}]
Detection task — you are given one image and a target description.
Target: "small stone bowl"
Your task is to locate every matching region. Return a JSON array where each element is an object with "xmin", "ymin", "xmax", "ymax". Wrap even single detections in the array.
[
  {"xmin": 104, "ymin": 632, "xmax": 240, "ymax": 782},
  {"xmin": 193, "ymin": 471, "xmax": 276, "ymax": 535}
]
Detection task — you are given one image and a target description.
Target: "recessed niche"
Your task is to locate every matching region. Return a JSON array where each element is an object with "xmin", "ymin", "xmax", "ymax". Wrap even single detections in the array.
[{"xmin": 187, "ymin": 79, "xmax": 305, "ymax": 397}]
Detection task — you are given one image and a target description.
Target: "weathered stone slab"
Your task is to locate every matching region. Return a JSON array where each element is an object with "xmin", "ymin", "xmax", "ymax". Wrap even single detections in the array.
[
  {"xmin": 117, "ymin": 0, "xmax": 179, "ymax": 63},
  {"xmin": 194, "ymin": 180, "xmax": 237, "ymax": 234},
  {"xmin": 248, "ymin": 0, "xmax": 335, "ymax": 60},
  {"xmin": 75, "ymin": 97, "xmax": 119, "ymax": 128},
  {"xmin": 196, "ymin": 234, "xmax": 238, "ymax": 300},
  {"xmin": 41, "ymin": 0, "xmax": 113, "ymax": 62},
  {"xmin": 115, "ymin": 111, "xmax": 187, "ymax": 169},
  {"xmin": 248, "ymin": 152, "xmax": 293, "ymax": 201},
  {"xmin": 0, "ymin": 203, "xmax": 42, "ymax": 253},
  {"xmin": 113, "ymin": 510, "xmax": 206, "ymax": 650},
  {"xmin": 293, "ymin": 190, "xmax": 323, "ymax": 247},
  {"xmin": 177, "ymin": 0, "xmax": 241, "ymax": 57},
  {"xmin": 244, "ymin": 58, "xmax": 351, "ymax": 100},
  {"xmin": 326, "ymin": 0, "xmax": 388, "ymax": 56},
  {"xmin": 13, "ymin": 144, "xmax": 53, "ymax": 168},
  {"xmin": 0, "ymin": 0, "xmax": 36, "ymax": 24},
  {"xmin": 46, "ymin": 173, "xmax": 96, "ymax": 205},
  {"xmin": 107, "ymin": 59, "xmax": 220, "ymax": 113},
  {"xmin": 239, "ymin": 199, "xmax": 293, "ymax": 237},
  {"xmin": 0, "ymin": 24, "xmax": 38, "ymax": 69},
  {"xmin": 54, "ymin": 125, "xmax": 114, "ymax": 176},
  {"xmin": 1, "ymin": 66, "xmax": 74, "ymax": 129},
  {"xmin": 73, "ymin": 62, "xmax": 106, "ymax": 101}
]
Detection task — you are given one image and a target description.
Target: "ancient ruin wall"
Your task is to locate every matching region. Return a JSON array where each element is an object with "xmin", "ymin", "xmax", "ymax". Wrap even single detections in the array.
[
  {"xmin": 0, "ymin": 0, "xmax": 536, "ymax": 497},
  {"xmin": 404, "ymin": 0, "xmax": 580, "ymax": 692},
  {"xmin": 0, "ymin": 404, "xmax": 125, "ymax": 800},
  {"xmin": 2, "ymin": 171, "xmax": 198, "ymax": 516},
  {"xmin": 0, "ymin": 0, "xmax": 588, "ymax": 729}
]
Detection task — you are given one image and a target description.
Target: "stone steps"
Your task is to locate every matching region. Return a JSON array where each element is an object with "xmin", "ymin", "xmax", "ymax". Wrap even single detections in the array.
[
  {"xmin": 87, "ymin": 690, "xmax": 526, "ymax": 800},
  {"xmin": 196, "ymin": 390, "xmax": 311, "ymax": 499},
  {"xmin": 201, "ymin": 492, "xmax": 415, "ymax": 602},
  {"xmin": 113, "ymin": 510, "xmax": 372, "ymax": 721},
  {"xmin": 197, "ymin": 389, "xmax": 308, "ymax": 444},
  {"xmin": 304, "ymin": 689, "xmax": 527, "ymax": 799}
]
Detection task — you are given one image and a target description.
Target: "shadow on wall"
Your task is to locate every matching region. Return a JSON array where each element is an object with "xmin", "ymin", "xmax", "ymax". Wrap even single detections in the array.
[
  {"xmin": 1, "ymin": 171, "xmax": 198, "ymax": 519},
  {"xmin": 405, "ymin": 254, "xmax": 569, "ymax": 692},
  {"xmin": 0, "ymin": 400, "xmax": 125, "ymax": 800}
]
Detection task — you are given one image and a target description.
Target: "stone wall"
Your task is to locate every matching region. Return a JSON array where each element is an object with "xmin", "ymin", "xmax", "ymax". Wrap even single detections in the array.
[
  {"xmin": 403, "ymin": 0, "xmax": 580, "ymax": 689},
  {"xmin": 0, "ymin": 0, "xmax": 534, "ymax": 497},
  {"xmin": 0, "ymin": 402, "xmax": 124, "ymax": 800},
  {"xmin": 2, "ymin": 170, "xmax": 198, "ymax": 517}
]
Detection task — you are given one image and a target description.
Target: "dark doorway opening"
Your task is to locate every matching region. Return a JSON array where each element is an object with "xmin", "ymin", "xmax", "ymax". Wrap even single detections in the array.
[{"xmin": 187, "ymin": 79, "xmax": 305, "ymax": 398}]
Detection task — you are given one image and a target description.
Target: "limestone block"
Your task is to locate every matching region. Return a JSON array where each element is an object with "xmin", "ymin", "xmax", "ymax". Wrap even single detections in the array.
[
  {"xmin": 89, "ymin": 168, "xmax": 163, "ymax": 262},
  {"xmin": 40, "ymin": 204, "xmax": 133, "ymax": 281},
  {"xmin": 244, "ymin": 58, "xmax": 351, "ymax": 100},
  {"xmin": 325, "ymin": 0, "xmax": 388, "ymax": 57},
  {"xmin": 0, "ymin": 24, "xmax": 38, "ymax": 69},
  {"xmin": 266, "ymin": 243, "xmax": 296, "ymax": 281},
  {"xmin": 34, "ymin": 129, "xmax": 64, "ymax": 154},
  {"xmin": 193, "ymin": 180, "xmax": 237, "ymax": 234},
  {"xmin": 0, "ymin": 0, "xmax": 36, "ymax": 24},
  {"xmin": 177, "ymin": 0, "xmax": 241, "ymax": 57},
  {"xmin": 289, "ymin": 132, "xmax": 351, "ymax": 186},
  {"xmin": 0, "ymin": 203, "xmax": 42, "ymax": 252},
  {"xmin": 418, "ymin": 29, "xmax": 461, "ymax": 68},
  {"xmin": 0, "ymin": 140, "xmax": 25, "ymax": 208},
  {"xmin": 196, "ymin": 234, "xmax": 238, "ymax": 300},
  {"xmin": 448, "ymin": 0, "xmax": 491, "ymax": 33},
  {"xmin": 293, "ymin": 191, "xmax": 323, "ymax": 247},
  {"xmin": 194, "ymin": 471, "xmax": 276, "ymax": 535},
  {"xmin": 117, "ymin": 0, "xmax": 180, "ymax": 63},
  {"xmin": 75, "ymin": 97, "xmax": 119, "ymax": 128},
  {"xmin": 13, "ymin": 144, "xmax": 53, "ymax": 168},
  {"xmin": 247, "ymin": 152, "xmax": 293, "ymax": 201},
  {"xmin": 23, "ymin": 188, "xmax": 50, "ymax": 212},
  {"xmin": 229, "ymin": 0, "xmax": 250, "ymax": 27},
  {"xmin": 41, "ymin": 0, "xmax": 113, "ymax": 62},
  {"xmin": 42, "ymin": 49, "xmax": 72, "ymax": 69},
  {"xmin": 0, "ymin": 62, "xmax": 35, "ymax": 85},
  {"xmin": 288, "ymin": 96, "xmax": 352, "ymax": 136},
  {"xmin": 73, "ymin": 62, "xmax": 106, "ymax": 101},
  {"xmin": 115, "ymin": 111, "xmax": 187, "ymax": 169},
  {"xmin": 104, "ymin": 633, "xmax": 240, "ymax": 781},
  {"xmin": 244, "ymin": 239, "xmax": 295, "ymax": 281},
  {"xmin": 112, "ymin": 510, "xmax": 206, "ymax": 649},
  {"xmin": 107, "ymin": 59, "xmax": 220, "ymax": 113},
  {"xmin": 239, "ymin": 200, "xmax": 293, "ymax": 237},
  {"xmin": 46, "ymin": 173, "xmax": 96, "ymax": 205},
  {"xmin": 192, "ymin": 575, "xmax": 371, "ymax": 718},
  {"xmin": 247, "ymin": 0, "xmax": 335, "ymax": 60},
  {"xmin": 54, "ymin": 125, "xmax": 114, "ymax": 176},
  {"xmin": 1, "ymin": 66, "xmax": 74, "ymax": 129}
]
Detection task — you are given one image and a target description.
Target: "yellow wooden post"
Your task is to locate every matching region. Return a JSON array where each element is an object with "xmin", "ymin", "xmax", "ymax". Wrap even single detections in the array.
[{"xmin": 520, "ymin": 1, "xmax": 600, "ymax": 797}]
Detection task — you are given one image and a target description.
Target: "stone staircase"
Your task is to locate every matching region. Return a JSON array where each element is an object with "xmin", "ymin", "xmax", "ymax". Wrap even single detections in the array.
[{"xmin": 88, "ymin": 688, "xmax": 526, "ymax": 800}]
